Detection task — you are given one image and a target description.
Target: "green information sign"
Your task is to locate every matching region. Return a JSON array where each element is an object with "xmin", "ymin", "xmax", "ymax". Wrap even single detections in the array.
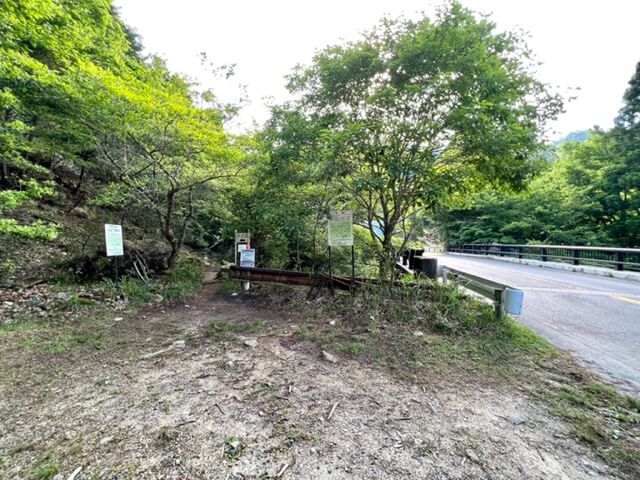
[
  {"xmin": 328, "ymin": 210, "xmax": 353, "ymax": 246},
  {"xmin": 104, "ymin": 224, "xmax": 124, "ymax": 257}
]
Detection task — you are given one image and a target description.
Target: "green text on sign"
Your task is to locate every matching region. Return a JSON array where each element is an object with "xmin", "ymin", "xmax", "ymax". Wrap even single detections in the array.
[
  {"xmin": 328, "ymin": 211, "xmax": 353, "ymax": 246},
  {"xmin": 105, "ymin": 224, "xmax": 124, "ymax": 257}
]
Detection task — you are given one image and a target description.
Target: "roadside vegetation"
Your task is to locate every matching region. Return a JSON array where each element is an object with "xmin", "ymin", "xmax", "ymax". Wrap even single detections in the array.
[
  {"xmin": 0, "ymin": 1, "xmax": 638, "ymax": 478},
  {"xmin": 270, "ymin": 282, "xmax": 640, "ymax": 476},
  {"xmin": 437, "ymin": 65, "xmax": 640, "ymax": 248}
]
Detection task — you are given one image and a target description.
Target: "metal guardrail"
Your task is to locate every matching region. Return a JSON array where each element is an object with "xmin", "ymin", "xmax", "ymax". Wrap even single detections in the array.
[
  {"xmin": 442, "ymin": 266, "xmax": 523, "ymax": 320},
  {"xmin": 446, "ymin": 244, "xmax": 640, "ymax": 272}
]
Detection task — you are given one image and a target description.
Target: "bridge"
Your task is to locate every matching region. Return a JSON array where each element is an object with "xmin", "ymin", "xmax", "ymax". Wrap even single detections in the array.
[{"xmin": 433, "ymin": 251, "xmax": 640, "ymax": 396}]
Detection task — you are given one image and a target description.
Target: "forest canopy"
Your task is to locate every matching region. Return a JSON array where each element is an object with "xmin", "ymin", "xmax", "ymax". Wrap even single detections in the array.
[
  {"xmin": 0, "ymin": 0, "xmax": 637, "ymax": 286},
  {"xmin": 437, "ymin": 61, "xmax": 640, "ymax": 249}
]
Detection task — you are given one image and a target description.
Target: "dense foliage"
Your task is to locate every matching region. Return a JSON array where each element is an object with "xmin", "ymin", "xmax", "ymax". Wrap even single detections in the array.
[
  {"xmin": 0, "ymin": 0, "xmax": 240, "ymax": 271},
  {"xmin": 438, "ymin": 62, "xmax": 640, "ymax": 248},
  {"xmin": 1, "ymin": 0, "xmax": 636, "ymax": 284},
  {"xmin": 235, "ymin": 2, "xmax": 562, "ymax": 277}
]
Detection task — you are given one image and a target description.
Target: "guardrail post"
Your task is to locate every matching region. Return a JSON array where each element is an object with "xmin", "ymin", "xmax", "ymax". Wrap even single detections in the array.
[
  {"xmin": 494, "ymin": 289, "xmax": 504, "ymax": 320},
  {"xmin": 541, "ymin": 247, "xmax": 548, "ymax": 262},
  {"xmin": 572, "ymin": 249, "xmax": 579, "ymax": 266},
  {"xmin": 518, "ymin": 246, "xmax": 523, "ymax": 259},
  {"xmin": 615, "ymin": 251, "xmax": 625, "ymax": 271}
]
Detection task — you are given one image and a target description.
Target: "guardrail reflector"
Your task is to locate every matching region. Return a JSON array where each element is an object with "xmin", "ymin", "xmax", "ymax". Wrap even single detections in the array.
[{"xmin": 504, "ymin": 288, "xmax": 524, "ymax": 315}]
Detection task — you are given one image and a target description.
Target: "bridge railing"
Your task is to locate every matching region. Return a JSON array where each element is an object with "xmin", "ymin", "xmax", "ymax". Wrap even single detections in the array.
[{"xmin": 446, "ymin": 244, "xmax": 640, "ymax": 272}]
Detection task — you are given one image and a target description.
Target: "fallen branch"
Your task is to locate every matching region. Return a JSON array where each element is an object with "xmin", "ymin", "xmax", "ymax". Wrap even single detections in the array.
[
  {"xmin": 327, "ymin": 402, "xmax": 339, "ymax": 421},
  {"xmin": 68, "ymin": 467, "xmax": 82, "ymax": 480},
  {"xmin": 20, "ymin": 279, "xmax": 48, "ymax": 290},
  {"xmin": 176, "ymin": 419, "xmax": 197, "ymax": 428},
  {"xmin": 276, "ymin": 463, "xmax": 289, "ymax": 478}
]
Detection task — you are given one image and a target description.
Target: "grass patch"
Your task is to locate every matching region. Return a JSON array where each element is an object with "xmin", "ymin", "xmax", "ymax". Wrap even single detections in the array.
[
  {"xmin": 281, "ymin": 280, "xmax": 640, "ymax": 476},
  {"xmin": 29, "ymin": 452, "xmax": 58, "ymax": 480},
  {"xmin": 42, "ymin": 329, "xmax": 104, "ymax": 353},
  {"xmin": 216, "ymin": 276, "xmax": 237, "ymax": 295},
  {"xmin": 539, "ymin": 379, "xmax": 640, "ymax": 476},
  {"xmin": 205, "ymin": 319, "xmax": 262, "ymax": 340},
  {"xmin": 0, "ymin": 310, "xmax": 107, "ymax": 354},
  {"xmin": 101, "ymin": 256, "xmax": 204, "ymax": 306},
  {"xmin": 0, "ymin": 315, "xmax": 43, "ymax": 336}
]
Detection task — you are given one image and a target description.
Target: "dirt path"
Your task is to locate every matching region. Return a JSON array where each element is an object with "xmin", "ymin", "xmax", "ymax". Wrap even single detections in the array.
[{"xmin": 0, "ymin": 285, "xmax": 623, "ymax": 479}]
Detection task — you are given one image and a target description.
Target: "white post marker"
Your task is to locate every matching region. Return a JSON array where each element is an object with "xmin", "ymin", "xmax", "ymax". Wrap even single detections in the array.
[
  {"xmin": 234, "ymin": 232, "xmax": 251, "ymax": 266},
  {"xmin": 104, "ymin": 224, "xmax": 124, "ymax": 257}
]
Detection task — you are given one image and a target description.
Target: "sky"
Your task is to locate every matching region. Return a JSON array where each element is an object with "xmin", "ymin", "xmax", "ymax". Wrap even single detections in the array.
[{"xmin": 113, "ymin": 0, "xmax": 640, "ymax": 139}]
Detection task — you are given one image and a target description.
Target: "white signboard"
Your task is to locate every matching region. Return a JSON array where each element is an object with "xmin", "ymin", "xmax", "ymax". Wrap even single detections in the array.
[
  {"xmin": 240, "ymin": 248, "xmax": 256, "ymax": 268},
  {"xmin": 328, "ymin": 210, "xmax": 353, "ymax": 246},
  {"xmin": 104, "ymin": 224, "xmax": 124, "ymax": 257},
  {"xmin": 235, "ymin": 232, "xmax": 250, "ymax": 244},
  {"xmin": 237, "ymin": 243, "xmax": 248, "ymax": 252}
]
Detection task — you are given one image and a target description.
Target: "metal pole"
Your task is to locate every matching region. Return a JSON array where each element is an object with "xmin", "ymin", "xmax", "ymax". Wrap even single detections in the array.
[
  {"xmin": 328, "ymin": 246, "xmax": 334, "ymax": 294},
  {"xmin": 351, "ymin": 244, "xmax": 355, "ymax": 293},
  {"xmin": 115, "ymin": 256, "xmax": 119, "ymax": 284},
  {"xmin": 494, "ymin": 289, "xmax": 504, "ymax": 320}
]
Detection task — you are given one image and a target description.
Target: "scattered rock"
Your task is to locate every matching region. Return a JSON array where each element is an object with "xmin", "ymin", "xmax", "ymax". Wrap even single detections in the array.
[
  {"xmin": 55, "ymin": 292, "xmax": 71, "ymax": 301},
  {"xmin": 413, "ymin": 330, "xmax": 424, "ymax": 337},
  {"xmin": 328, "ymin": 320, "xmax": 336, "ymax": 326},
  {"xmin": 322, "ymin": 351, "xmax": 337, "ymax": 363},
  {"xmin": 465, "ymin": 448, "xmax": 481, "ymax": 464},
  {"xmin": 244, "ymin": 338, "xmax": 258, "ymax": 348},
  {"xmin": 114, "ymin": 317, "xmax": 123, "ymax": 322},
  {"xmin": 71, "ymin": 206, "xmax": 89, "ymax": 218},
  {"xmin": 99, "ymin": 435, "xmax": 114, "ymax": 446},
  {"xmin": 507, "ymin": 414, "xmax": 526, "ymax": 425},
  {"xmin": 151, "ymin": 294, "xmax": 164, "ymax": 304},
  {"xmin": 25, "ymin": 297, "xmax": 44, "ymax": 306}
]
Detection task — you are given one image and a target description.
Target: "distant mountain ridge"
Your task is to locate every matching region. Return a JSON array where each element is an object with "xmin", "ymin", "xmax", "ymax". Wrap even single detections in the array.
[{"xmin": 553, "ymin": 130, "xmax": 591, "ymax": 146}]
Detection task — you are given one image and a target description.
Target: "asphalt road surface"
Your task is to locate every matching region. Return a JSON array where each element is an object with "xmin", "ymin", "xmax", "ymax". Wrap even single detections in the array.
[{"xmin": 433, "ymin": 254, "xmax": 640, "ymax": 396}]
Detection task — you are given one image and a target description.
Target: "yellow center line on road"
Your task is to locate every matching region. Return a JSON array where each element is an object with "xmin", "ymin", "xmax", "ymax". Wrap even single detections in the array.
[{"xmin": 611, "ymin": 295, "xmax": 640, "ymax": 305}]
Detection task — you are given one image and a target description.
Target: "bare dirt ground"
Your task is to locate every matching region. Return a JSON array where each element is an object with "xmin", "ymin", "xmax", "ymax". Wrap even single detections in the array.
[{"xmin": 0, "ymin": 283, "xmax": 627, "ymax": 479}]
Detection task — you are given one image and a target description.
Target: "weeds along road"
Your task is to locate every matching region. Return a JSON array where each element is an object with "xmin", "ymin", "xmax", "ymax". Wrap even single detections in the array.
[{"xmin": 434, "ymin": 254, "xmax": 640, "ymax": 396}]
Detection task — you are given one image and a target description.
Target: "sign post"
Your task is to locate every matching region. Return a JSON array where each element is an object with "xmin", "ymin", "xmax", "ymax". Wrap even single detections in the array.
[
  {"xmin": 328, "ymin": 210, "xmax": 354, "ymax": 292},
  {"xmin": 234, "ymin": 232, "xmax": 251, "ymax": 266},
  {"xmin": 104, "ymin": 224, "xmax": 124, "ymax": 282}
]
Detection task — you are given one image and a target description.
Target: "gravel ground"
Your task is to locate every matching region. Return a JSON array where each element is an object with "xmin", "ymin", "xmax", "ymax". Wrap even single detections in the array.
[{"xmin": 0, "ymin": 285, "xmax": 624, "ymax": 479}]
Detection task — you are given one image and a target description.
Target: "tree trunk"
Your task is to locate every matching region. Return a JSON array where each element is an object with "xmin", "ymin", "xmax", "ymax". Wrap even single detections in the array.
[
  {"xmin": 0, "ymin": 157, "xmax": 9, "ymax": 186},
  {"xmin": 163, "ymin": 190, "xmax": 179, "ymax": 269}
]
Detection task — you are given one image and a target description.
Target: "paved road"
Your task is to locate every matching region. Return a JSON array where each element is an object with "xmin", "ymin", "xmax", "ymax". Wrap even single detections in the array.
[{"xmin": 433, "ymin": 254, "xmax": 640, "ymax": 396}]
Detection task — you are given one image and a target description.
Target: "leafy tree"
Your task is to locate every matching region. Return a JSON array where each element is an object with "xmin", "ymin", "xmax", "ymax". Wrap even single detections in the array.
[
  {"xmin": 77, "ymin": 58, "xmax": 241, "ymax": 268},
  {"xmin": 1, "ymin": 0, "xmax": 242, "ymax": 268},
  {"xmin": 267, "ymin": 2, "xmax": 562, "ymax": 276},
  {"xmin": 607, "ymin": 61, "xmax": 640, "ymax": 247},
  {"xmin": 438, "ymin": 61, "xmax": 640, "ymax": 249}
]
